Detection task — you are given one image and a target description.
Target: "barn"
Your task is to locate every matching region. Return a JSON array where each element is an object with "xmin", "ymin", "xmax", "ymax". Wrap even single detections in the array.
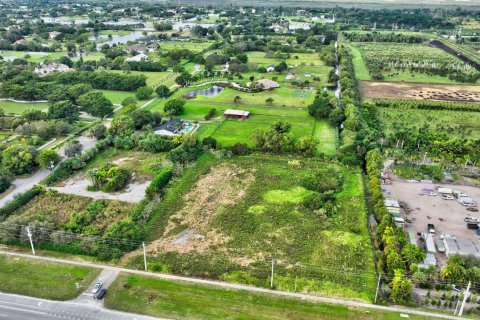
[{"xmin": 224, "ymin": 109, "xmax": 250, "ymax": 120}]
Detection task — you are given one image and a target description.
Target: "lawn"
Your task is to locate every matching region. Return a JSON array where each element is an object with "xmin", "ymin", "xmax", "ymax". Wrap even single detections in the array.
[
  {"xmin": 0, "ymin": 51, "xmax": 67, "ymax": 63},
  {"xmin": 159, "ymin": 41, "xmax": 214, "ymax": 53},
  {"xmin": 137, "ymin": 154, "xmax": 375, "ymax": 301},
  {"xmin": 95, "ymin": 89, "xmax": 149, "ymax": 106},
  {"xmin": 107, "ymin": 70, "xmax": 175, "ymax": 87},
  {"xmin": 0, "ymin": 254, "xmax": 99, "ymax": 300},
  {"xmin": 313, "ymin": 119, "xmax": 337, "ymax": 155},
  {"xmin": 105, "ymin": 273, "xmax": 443, "ymax": 320},
  {"xmin": 346, "ymin": 44, "xmax": 371, "ymax": 81},
  {"xmin": 0, "ymin": 101, "xmax": 48, "ymax": 114}
]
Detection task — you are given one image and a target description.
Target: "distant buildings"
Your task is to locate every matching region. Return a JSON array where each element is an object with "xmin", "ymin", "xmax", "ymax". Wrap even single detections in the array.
[
  {"xmin": 154, "ymin": 119, "xmax": 183, "ymax": 136},
  {"xmin": 34, "ymin": 63, "xmax": 71, "ymax": 76},
  {"xmin": 224, "ymin": 109, "xmax": 250, "ymax": 120},
  {"xmin": 443, "ymin": 237, "xmax": 480, "ymax": 258},
  {"xmin": 256, "ymin": 79, "xmax": 280, "ymax": 90},
  {"xmin": 48, "ymin": 31, "xmax": 61, "ymax": 39},
  {"xmin": 124, "ymin": 44, "xmax": 148, "ymax": 54}
]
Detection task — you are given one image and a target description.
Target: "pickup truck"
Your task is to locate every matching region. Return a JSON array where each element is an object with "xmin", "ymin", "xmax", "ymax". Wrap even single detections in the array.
[
  {"xmin": 464, "ymin": 216, "xmax": 480, "ymax": 223},
  {"xmin": 428, "ymin": 223, "xmax": 436, "ymax": 234},
  {"xmin": 467, "ymin": 223, "xmax": 480, "ymax": 230}
]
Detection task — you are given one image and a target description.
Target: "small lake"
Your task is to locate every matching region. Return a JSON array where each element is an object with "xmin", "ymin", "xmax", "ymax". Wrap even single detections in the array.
[
  {"xmin": 89, "ymin": 31, "xmax": 146, "ymax": 48},
  {"xmin": 183, "ymin": 85, "xmax": 225, "ymax": 98}
]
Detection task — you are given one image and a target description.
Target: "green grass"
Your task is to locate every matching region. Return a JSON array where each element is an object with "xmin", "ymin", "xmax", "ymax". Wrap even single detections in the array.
[
  {"xmin": 0, "ymin": 101, "xmax": 48, "ymax": 114},
  {"xmin": 95, "ymin": 90, "xmax": 150, "ymax": 106},
  {"xmin": 313, "ymin": 119, "xmax": 337, "ymax": 155},
  {"xmin": 347, "ymin": 44, "xmax": 371, "ymax": 80},
  {"xmin": 347, "ymin": 42, "xmax": 479, "ymax": 84},
  {"xmin": 159, "ymin": 41, "xmax": 214, "ymax": 53},
  {"xmin": 140, "ymin": 154, "xmax": 375, "ymax": 300},
  {"xmin": 105, "ymin": 273, "xmax": 442, "ymax": 320},
  {"xmin": 377, "ymin": 107, "xmax": 480, "ymax": 140},
  {"xmin": 107, "ymin": 70, "xmax": 175, "ymax": 87},
  {"xmin": 0, "ymin": 254, "xmax": 99, "ymax": 300}
]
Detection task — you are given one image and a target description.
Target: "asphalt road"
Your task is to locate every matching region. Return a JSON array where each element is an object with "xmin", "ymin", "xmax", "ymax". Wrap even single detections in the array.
[
  {"xmin": 0, "ymin": 292, "xmax": 163, "ymax": 320},
  {"xmin": 0, "ymin": 250, "xmax": 470, "ymax": 320}
]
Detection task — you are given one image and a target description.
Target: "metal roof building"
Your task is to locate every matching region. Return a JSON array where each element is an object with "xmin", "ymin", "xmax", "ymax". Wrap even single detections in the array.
[{"xmin": 443, "ymin": 237, "xmax": 480, "ymax": 258}]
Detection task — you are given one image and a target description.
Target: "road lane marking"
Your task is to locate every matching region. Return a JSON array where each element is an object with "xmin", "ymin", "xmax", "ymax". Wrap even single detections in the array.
[
  {"xmin": 0, "ymin": 304, "xmax": 48, "ymax": 315},
  {"xmin": 0, "ymin": 300, "xmax": 52, "ymax": 311}
]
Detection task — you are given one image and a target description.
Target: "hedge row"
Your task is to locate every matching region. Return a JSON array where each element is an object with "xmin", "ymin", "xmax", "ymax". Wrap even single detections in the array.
[
  {"xmin": 145, "ymin": 168, "xmax": 173, "ymax": 199},
  {"xmin": 0, "ymin": 185, "xmax": 45, "ymax": 221}
]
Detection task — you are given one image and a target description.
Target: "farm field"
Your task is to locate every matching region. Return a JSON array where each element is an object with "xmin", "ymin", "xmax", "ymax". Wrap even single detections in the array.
[
  {"xmin": 347, "ymin": 42, "xmax": 480, "ymax": 84},
  {"xmin": 313, "ymin": 119, "xmax": 337, "ymax": 155},
  {"xmin": 0, "ymin": 101, "xmax": 48, "ymax": 114},
  {"xmin": 359, "ymin": 81, "xmax": 480, "ymax": 102},
  {"xmin": 0, "ymin": 254, "xmax": 99, "ymax": 300},
  {"xmin": 377, "ymin": 105, "xmax": 480, "ymax": 140},
  {"xmin": 135, "ymin": 154, "xmax": 374, "ymax": 300},
  {"xmin": 105, "ymin": 273, "xmax": 442, "ymax": 320}
]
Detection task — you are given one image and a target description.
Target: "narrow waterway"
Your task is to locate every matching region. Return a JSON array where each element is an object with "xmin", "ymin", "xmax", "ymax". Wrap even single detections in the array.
[{"xmin": 324, "ymin": 40, "xmax": 341, "ymax": 99}]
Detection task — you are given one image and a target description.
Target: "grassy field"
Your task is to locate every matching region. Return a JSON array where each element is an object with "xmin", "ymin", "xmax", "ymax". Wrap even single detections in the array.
[
  {"xmin": 0, "ymin": 255, "xmax": 99, "ymax": 300},
  {"xmin": 377, "ymin": 106, "xmax": 480, "ymax": 140},
  {"xmin": 137, "ymin": 154, "xmax": 374, "ymax": 300},
  {"xmin": 159, "ymin": 41, "xmax": 214, "ymax": 53},
  {"xmin": 107, "ymin": 70, "xmax": 175, "ymax": 87},
  {"xmin": 346, "ymin": 44, "xmax": 371, "ymax": 81},
  {"xmin": 313, "ymin": 119, "xmax": 337, "ymax": 155},
  {"xmin": 0, "ymin": 101, "xmax": 48, "ymax": 114},
  {"xmin": 105, "ymin": 273, "xmax": 441, "ymax": 320},
  {"xmin": 95, "ymin": 90, "xmax": 150, "ymax": 105}
]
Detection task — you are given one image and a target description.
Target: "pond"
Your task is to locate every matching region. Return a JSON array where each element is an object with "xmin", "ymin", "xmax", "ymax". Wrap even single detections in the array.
[
  {"xmin": 183, "ymin": 85, "xmax": 225, "ymax": 98},
  {"xmin": 89, "ymin": 31, "xmax": 146, "ymax": 48}
]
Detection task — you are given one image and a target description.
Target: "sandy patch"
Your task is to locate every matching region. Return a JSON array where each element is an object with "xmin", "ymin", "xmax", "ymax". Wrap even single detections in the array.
[
  {"xmin": 149, "ymin": 163, "xmax": 255, "ymax": 254},
  {"xmin": 360, "ymin": 81, "xmax": 480, "ymax": 103}
]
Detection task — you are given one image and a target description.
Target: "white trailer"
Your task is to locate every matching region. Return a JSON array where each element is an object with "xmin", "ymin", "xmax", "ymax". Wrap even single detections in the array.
[{"xmin": 438, "ymin": 187, "xmax": 453, "ymax": 195}]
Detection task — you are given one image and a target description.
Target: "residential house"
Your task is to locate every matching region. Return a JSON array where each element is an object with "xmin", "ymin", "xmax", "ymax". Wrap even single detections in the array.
[
  {"xmin": 34, "ymin": 63, "xmax": 71, "ymax": 76},
  {"xmin": 48, "ymin": 31, "xmax": 61, "ymax": 39},
  {"xmin": 147, "ymin": 43, "xmax": 159, "ymax": 52},
  {"xmin": 266, "ymin": 65, "xmax": 276, "ymax": 72},
  {"xmin": 154, "ymin": 119, "xmax": 183, "ymax": 136},
  {"xmin": 125, "ymin": 53, "xmax": 149, "ymax": 62},
  {"xmin": 124, "ymin": 44, "xmax": 148, "ymax": 54}
]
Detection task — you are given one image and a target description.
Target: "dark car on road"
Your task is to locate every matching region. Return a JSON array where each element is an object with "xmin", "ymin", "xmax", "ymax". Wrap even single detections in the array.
[{"xmin": 94, "ymin": 289, "xmax": 108, "ymax": 300}]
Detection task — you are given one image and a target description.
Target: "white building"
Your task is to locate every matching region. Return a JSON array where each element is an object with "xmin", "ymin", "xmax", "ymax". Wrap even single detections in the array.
[
  {"xmin": 34, "ymin": 63, "xmax": 70, "ymax": 76},
  {"xmin": 125, "ymin": 53, "xmax": 149, "ymax": 62},
  {"xmin": 443, "ymin": 237, "xmax": 480, "ymax": 258}
]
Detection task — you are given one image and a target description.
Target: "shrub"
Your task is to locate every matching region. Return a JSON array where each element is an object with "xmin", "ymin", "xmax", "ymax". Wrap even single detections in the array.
[
  {"xmin": 0, "ymin": 185, "xmax": 45, "ymax": 220},
  {"xmin": 146, "ymin": 168, "xmax": 173, "ymax": 198}
]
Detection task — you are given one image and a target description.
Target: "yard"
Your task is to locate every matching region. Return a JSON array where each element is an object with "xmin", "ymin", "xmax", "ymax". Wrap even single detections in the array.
[
  {"xmin": 0, "ymin": 100, "xmax": 48, "ymax": 114},
  {"xmin": 0, "ymin": 254, "xmax": 99, "ymax": 300},
  {"xmin": 105, "ymin": 273, "xmax": 442, "ymax": 320},
  {"xmin": 133, "ymin": 154, "xmax": 375, "ymax": 301},
  {"xmin": 159, "ymin": 41, "xmax": 214, "ymax": 53}
]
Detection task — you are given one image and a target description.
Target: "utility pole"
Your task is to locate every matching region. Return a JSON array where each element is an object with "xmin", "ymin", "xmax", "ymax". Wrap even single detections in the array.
[
  {"xmin": 270, "ymin": 259, "xmax": 275, "ymax": 288},
  {"xmin": 374, "ymin": 273, "xmax": 381, "ymax": 303},
  {"xmin": 458, "ymin": 281, "xmax": 471, "ymax": 316},
  {"xmin": 26, "ymin": 227, "xmax": 35, "ymax": 255},
  {"xmin": 142, "ymin": 242, "xmax": 147, "ymax": 271}
]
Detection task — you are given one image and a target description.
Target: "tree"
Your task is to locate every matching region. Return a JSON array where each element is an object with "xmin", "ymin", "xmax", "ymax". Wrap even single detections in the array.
[
  {"xmin": 64, "ymin": 140, "xmax": 83, "ymax": 158},
  {"xmin": 390, "ymin": 269, "xmax": 412, "ymax": 304},
  {"xmin": 265, "ymin": 97, "xmax": 274, "ymax": 105},
  {"xmin": 233, "ymin": 96, "xmax": 242, "ymax": 105},
  {"xmin": 0, "ymin": 168, "xmax": 14, "ymax": 193},
  {"xmin": 297, "ymin": 136, "xmax": 318, "ymax": 157},
  {"xmin": 48, "ymin": 100, "xmax": 79, "ymax": 122},
  {"xmin": 2, "ymin": 144, "xmax": 38, "ymax": 175},
  {"xmin": 155, "ymin": 85, "xmax": 170, "ymax": 98},
  {"xmin": 36, "ymin": 149, "xmax": 61, "ymax": 170},
  {"xmin": 121, "ymin": 97, "xmax": 137, "ymax": 107},
  {"xmin": 308, "ymin": 91, "xmax": 332, "ymax": 119},
  {"xmin": 55, "ymin": 120, "xmax": 73, "ymax": 136},
  {"xmin": 109, "ymin": 116, "xmax": 135, "ymax": 137},
  {"xmin": 67, "ymin": 83, "xmax": 92, "ymax": 102},
  {"xmin": 442, "ymin": 256, "xmax": 466, "ymax": 282},
  {"xmin": 401, "ymin": 244, "xmax": 426, "ymax": 267},
  {"xmin": 236, "ymin": 53, "xmax": 248, "ymax": 64},
  {"xmin": 131, "ymin": 109, "xmax": 156, "ymax": 129},
  {"xmin": 163, "ymin": 99, "xmax": 185, "ymax": 116},
  {"xmin": 135, "ymin": 86, "xmax": 154, "ymax": 100},
  {"xmin": 91, "ymin": 124, "xmax": 107, "ymax": 139},
  {"xmin": 77, "ymin": 92, "xmax": 113, "ymax": 117}
]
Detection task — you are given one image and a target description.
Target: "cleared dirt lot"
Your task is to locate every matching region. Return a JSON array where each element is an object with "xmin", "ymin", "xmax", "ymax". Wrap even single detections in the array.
[
  {"xmin": 387, "ymin": 180, "xmax": 480, "ymax": 243},
  {"xmin": 360, "ymin": 81, "xmax": 480, "ymax": 103}
]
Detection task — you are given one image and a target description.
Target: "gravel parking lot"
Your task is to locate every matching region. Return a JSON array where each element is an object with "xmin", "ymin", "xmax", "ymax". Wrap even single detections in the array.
[{"xmin": 388, "ymin": 181, "xmax": 480, "ymax": 242}]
